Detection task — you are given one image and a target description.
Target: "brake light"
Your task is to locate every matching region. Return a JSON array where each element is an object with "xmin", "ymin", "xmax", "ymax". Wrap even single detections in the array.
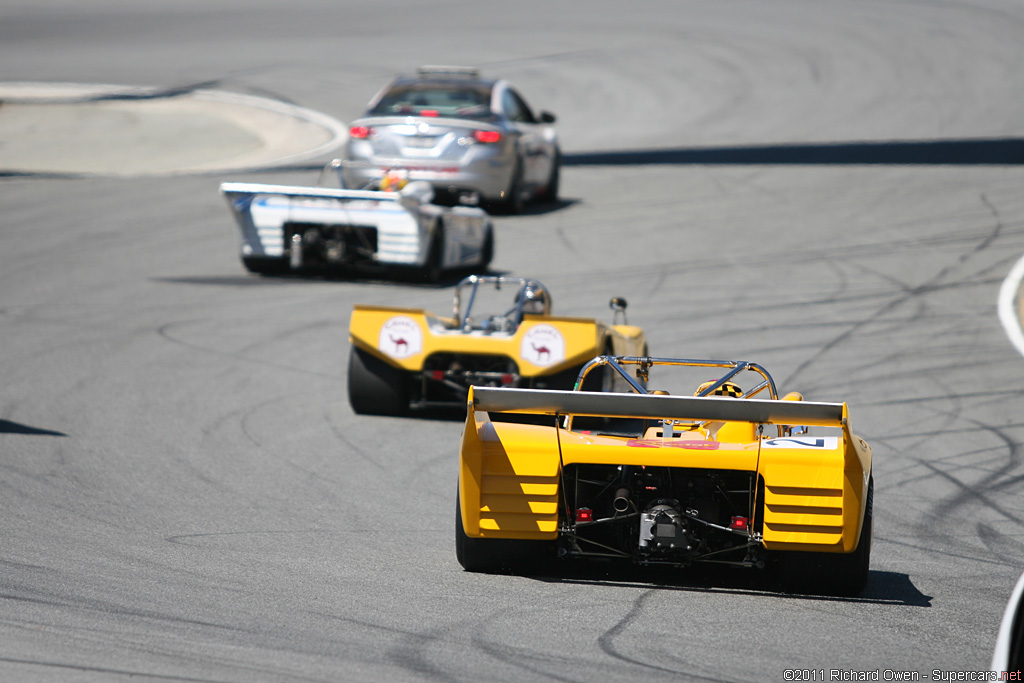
[
  {"xmin": 729, "ymin": 516, "xmax": 749, "ymax": 531},
  {"xmin": 430, "ymin": 370, "xmax": 445, "ymax": 381},
  {"xmin": 576, "ymin": 508, "xmax": 593, "ymax": 523},
  {"xmin": 501, "ymin": 373, "xmax": 514, "ymax": 385},
  {"xmin": 419, "ymin": 109, "xmax": 439, "ymax": 117},
  {"xmin": 349, "ymin": 125, "xmax": 372, "ymax": 139},
  {"xmin": 473, "ymin": 130, "xmax": 502, "ymax": 143}
]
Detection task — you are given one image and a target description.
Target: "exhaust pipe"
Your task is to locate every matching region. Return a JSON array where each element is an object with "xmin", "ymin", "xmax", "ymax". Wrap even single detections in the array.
[
  {"xmin": 289, "ymin": 233, "xmax": 303, "ymax": 269},
  {"xmin": 613, "ymin": 486, "xmax": 632, "ymax": 513}
]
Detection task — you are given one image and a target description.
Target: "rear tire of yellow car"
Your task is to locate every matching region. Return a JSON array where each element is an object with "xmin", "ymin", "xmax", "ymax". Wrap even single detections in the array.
[
  {"xmin": 455, "ymin": 487, "xmax": 554, "ymax": 574},
  {"xmin": 771, "ymin": 477, "xmax": 873, "ymax": 597},
  {"xmin": 347, "ymin": 347, "xmax": 408, "ymax": 416}
]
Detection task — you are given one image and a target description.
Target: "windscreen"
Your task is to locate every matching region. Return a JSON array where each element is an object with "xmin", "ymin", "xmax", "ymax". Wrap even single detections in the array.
[
  {"xmin": 369, "ymin": 84, "xmax": 493, "ymax": 119},
  {"xmin": 459, "ymin": 281, "xmax": 525, "ymax": 329}
]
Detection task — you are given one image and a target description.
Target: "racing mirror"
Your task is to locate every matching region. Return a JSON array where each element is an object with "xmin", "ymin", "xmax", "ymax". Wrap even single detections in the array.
[{"xmin": 610, "ymin": 297, "xmax": 628, "ymax": 325}]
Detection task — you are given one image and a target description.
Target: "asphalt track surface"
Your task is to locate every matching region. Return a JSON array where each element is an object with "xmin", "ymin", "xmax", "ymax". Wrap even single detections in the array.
[{"xmin": 3, "ymin": 1, "xmax": 1024, "ymax": 681}]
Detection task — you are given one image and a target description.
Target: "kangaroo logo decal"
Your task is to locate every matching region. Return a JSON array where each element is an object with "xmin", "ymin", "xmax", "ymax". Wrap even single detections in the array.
[
  {"xmin": 379, "ymin": 316, "xmax": 422, "ymax": 359},
  {"xmin": 521, "ymin": 325, "xmax": 565, "ymax": 367}
]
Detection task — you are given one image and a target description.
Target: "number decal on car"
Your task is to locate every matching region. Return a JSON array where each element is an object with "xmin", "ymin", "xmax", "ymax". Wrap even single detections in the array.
[{"xmin": 762, "ymin": 437, "xmax": 838, "ymax": 449}]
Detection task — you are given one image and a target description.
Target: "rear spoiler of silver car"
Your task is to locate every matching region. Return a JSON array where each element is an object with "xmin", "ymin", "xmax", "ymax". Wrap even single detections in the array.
[{"xmin": 470, "ymin": 386, "xmax": 846, "ymax": 427}]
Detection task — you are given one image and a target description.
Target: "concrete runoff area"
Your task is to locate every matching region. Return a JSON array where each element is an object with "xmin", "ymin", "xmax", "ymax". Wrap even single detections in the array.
[{"xmin": 0, "ymin": 83, "xmax": 347, "ymax": 176}]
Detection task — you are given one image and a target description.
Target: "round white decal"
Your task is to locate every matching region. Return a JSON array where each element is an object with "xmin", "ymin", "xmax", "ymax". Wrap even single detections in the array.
[
  {"xmin": 378, "ymin": 316, "xmax": 423, "ymax": 359},
  {"xmin": 520, "ymin": 324, "xmax": 565, "ymax": 367}
]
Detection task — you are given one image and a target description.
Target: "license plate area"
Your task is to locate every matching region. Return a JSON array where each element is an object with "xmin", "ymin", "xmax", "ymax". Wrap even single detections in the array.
[{"xmin": 403, "ymin": 136, "xmax": 438, "ymax": 148}]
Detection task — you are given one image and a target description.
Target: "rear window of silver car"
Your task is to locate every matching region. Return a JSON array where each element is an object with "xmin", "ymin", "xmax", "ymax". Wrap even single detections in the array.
[{"xmin": 369, "ymin": 85, "xmax": 493, "ymax": 119}]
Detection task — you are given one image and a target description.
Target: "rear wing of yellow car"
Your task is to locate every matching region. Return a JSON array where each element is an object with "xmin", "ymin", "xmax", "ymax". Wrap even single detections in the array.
[{"xmin": 470, "ymin": 386, "xmax": 846, "ymax": 427}]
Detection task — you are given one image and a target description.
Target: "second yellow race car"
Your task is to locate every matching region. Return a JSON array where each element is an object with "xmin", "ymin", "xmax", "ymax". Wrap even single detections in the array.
[
  {"xmin": 347, "ymin": 275, "xmax": 648, "ymax": 415},
  {"xmin": 456, "ymin": 356, "xmax": 874, "ymax": 596}
]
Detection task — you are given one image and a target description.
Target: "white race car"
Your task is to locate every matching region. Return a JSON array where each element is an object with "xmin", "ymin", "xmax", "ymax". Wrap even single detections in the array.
[{"xmin": 220, "ymin": 164, "xmax": 493, "ymax": 281}]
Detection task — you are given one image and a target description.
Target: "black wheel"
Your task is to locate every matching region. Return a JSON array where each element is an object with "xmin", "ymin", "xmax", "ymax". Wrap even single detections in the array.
[
  {"xmin": 479, "ymin": 228, "xmax": 494, "ymax": 270},
  {"xmin": 420, "ymin": 223, "xmax": 444, "ymax": 284},
  {"xmin": 347, "ymin": 347, "xmax": 408, "ymax": 416},
  {"xmin": 241, "ymin": 256, "xmax": 288, "ymax": 275},
  {"xmin": 539, "ymin": 150, "xmax": 561, "ymax": 203},
  {"xmin": 771, "ymin": 477, "xmax": 873, "ymax": 597},
  {"xmin": 455, "ymin": 487, "xmax": 554, "ymax": 574},
  {"xmin": 500, "ymin": 158, "xmax": 525, "ymax": 214}
]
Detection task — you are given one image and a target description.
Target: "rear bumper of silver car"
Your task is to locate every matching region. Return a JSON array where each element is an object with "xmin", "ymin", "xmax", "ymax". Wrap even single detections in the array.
[{"xmin": 342, "ymin": 157, "xmax": 512, "ymax": 201}]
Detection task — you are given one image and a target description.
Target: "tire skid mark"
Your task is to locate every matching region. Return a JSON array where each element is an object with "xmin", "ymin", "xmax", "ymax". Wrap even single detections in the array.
[
  {"xmin": 208, "ymin": 395, "xmax": 380, "ymax": 504},
  {"xmin": 554, "ymin": 223, "xmax": 578, "ymax": 257},
  {"xmin": 399, "ymin": 448, "xmax": 456, "ymax": 499},
  {"xmin": 783, "ymin": 194, "xmax": 1012, "ymax": 388},
  {"xmin": 310, "ymin": 608, "xmax": 477, "ymax": 680},
  {"xmin": 874, "ymin": 388, "xmax": 1016, "ymax": 496},
  {"xmin": 0, "ymin": 657, "xmax": 223, "ymax": 683},
  {"xmin": 469, "ymin": 629, "xmax": 611, "ymax": 683},
  {"xmin": 237, "ymin": 394, "xmax": 296, "ymax": 450},
  {"xmin": 881, "ymin": 536, "xmax": 1019, "ymax": 568},
  {"xmin": 383, "ymin": 626, "xmax": 461, "ymax": 683},
  {"xmin": 595, "ymin": 589, "xmax": 725, "ymax": 681},
  {"xmin": 2, "ymin": 581, "xmax": 268, "ymax": 639},
  {"xmin": 864, "ymin": 428, "xmax": 1015, "ymax": 497},
  {"xmin": 323, "ymin": 407, "xmax": 387, "ymax": 472},
  {"xmin": 156, "ymin": 320, "xmax": 340, "ymax": 382},
  {"xmin": 978, "ymin": 522, "xmax": 1024, "ymax": 561},
  {"xmin": 971, "ymin": 193, "xmax": 1002, "ymax": 256},
  {"xmin": 166, "ymin": 528, "xmax": 370, "ymax": 546},
  {"xmin": 916, "ymin": 425, "xmax": 1022, "ymax": 527},
  {"xmin": 233, "ymin": 319, "xmax": 337, "ymax": 357}
]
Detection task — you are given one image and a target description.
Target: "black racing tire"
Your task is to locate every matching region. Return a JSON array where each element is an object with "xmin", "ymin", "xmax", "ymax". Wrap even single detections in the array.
[
  {"xmin": 241, "ymin": 256, "xmax": 288, "ymax": 275},
  {"xmin": 771, "ymin": 477, "xmax": 873, "ymax": 597},
  {"xmin": 347, "ymin": 347, "xmax": 409, "ymax": 416},
  {"xmin": 539, "ymin": 149, "xmax": 561, "ymax": 204},
  {"xmin": 479, "ymin": 228, "xmax": 494, "ymax": 271},
  {"xmin": 500, "ymin": 158, "xmax": 525, "ymax": 215},
  {"xmin": 455, "ymin": 487, "xmax": 555, "ymax": 574},
  {"xmin": 420, "ymin": 223, "xmax": 444, "ymax": 284}
]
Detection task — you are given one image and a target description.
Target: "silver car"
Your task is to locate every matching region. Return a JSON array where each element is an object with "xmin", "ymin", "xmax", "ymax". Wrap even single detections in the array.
[{"xmin": 342, "ymin": 66, "xmax": 560, "ymax": 213}]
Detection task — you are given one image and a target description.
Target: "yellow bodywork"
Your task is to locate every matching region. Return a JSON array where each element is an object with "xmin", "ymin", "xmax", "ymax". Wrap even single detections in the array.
[
  {"xmin": 458, "ymin": 387, "xmax": 872, "ymax": 553},
  {"xmin": 349, "ymin": 304, "xmax": 646, "ymax": 377}
]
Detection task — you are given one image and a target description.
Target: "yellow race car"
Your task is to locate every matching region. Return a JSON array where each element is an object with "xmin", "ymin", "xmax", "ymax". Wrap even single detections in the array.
[
  {"xmin": 456, "ymin": 356, "xmax": 874, "ymax": 596},
  {"xmin": 347, "ymin": 275, "xmax": 648, "ymax": 415}
]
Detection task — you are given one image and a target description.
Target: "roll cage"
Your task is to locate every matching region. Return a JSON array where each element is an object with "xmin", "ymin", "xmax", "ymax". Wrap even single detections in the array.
[
  {"xmin": 568, "ymin": 356, "xmax": 792, "ymax": 437},
  {"xmin": 451, "ymin": 275, "xmax": 551, "ymax": 334}
]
